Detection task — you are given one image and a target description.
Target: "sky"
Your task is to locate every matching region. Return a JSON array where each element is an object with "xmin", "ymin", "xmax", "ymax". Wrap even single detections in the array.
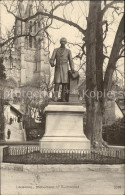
[
  {"xmin": 0, "ymin": 0, "xmax": 124, "ymax": 83},
  {"xmin": 0, "ymin": 1, "xmax": 87, "ymax": 49}
]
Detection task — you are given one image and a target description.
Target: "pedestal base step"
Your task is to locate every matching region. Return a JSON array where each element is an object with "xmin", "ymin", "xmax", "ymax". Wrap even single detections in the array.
[{"xmin": 39, "ymin": 136, "xmax": 90, "ymax": 150}]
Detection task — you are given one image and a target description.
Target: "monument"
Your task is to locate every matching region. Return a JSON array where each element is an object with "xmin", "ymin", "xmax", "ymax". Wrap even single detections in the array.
[{"xmin": 39, "ymin": 37, "xmax": 90, "ymax": 150}]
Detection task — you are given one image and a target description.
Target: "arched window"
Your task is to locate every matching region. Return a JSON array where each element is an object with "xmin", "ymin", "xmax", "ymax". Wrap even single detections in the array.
[
  {"xmin": 13, "ymin": 58, "xmax": 16, "ymax": 68},
  {"xmin": 25, "ymin": 22, "xmax": 28, "ymax": 34},
  {"xmin": 29, "ymin": 21, "xmax": 32, "ymax": 32},
  {"xmin": 34, "ymin": 21, "xmax": 37, "ymax": 33},
  {"xmin": 25, "ymin": 37, "xmax": 28, "ymax": 48},
  {"xmin": 41, "ymin": 22, "xmax": 45, "ymax": 29},
  {"xmin": 34, "ymin": 37, "xmax": 37, "ymax": 48},
  {"xmin": 29, "ymin": 36, "xmax": 32, "ymax": 48},
  {"xmin": 38, "ymin": 21, "xmax": 41, "ymax": 28},
  {"xmin": 29, "ymin": 5, "xmax": 32, "ymax": 17},
  {"xmin": 38, "ymin": 38, "xmax": 41, "ymax": 46},
  {"xmin": 35, "ymin": 63, "xmax": 38, "ymax": 72}
]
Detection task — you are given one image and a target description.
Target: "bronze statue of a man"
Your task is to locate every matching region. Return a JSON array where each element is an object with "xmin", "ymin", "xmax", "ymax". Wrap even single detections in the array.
[{"xmin": 50, "ymin": 37, "xmax": 75, "ymax": 102}]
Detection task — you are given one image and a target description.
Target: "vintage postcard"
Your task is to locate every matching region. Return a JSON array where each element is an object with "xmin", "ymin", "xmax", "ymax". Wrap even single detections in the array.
[{"xmin": 0, "ymin": 0, "xmax": 124, "ymax": 195}]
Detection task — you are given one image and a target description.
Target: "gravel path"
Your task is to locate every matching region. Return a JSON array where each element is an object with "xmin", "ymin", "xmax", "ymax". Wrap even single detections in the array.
[{"xmin": 1, "ymin": 165, "xmax": 124, "ymax": 195}]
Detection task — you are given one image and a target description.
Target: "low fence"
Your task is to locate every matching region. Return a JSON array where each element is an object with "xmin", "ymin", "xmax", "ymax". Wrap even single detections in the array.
[
  {"xmin": 0, "ymin": 141, "xmax": 39, "ymax": 146},
  {"xmin": 3, "ymin": 146, "xmax": 125, "ymax": 164}
]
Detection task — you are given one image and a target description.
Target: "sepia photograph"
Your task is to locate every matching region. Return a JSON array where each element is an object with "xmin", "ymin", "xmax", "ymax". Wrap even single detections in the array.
[{"xmin": 0, "ymin": 0, "xmax": 124, "ymax": 195}]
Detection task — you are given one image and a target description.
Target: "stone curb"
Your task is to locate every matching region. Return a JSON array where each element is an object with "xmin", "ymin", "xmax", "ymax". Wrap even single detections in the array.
[{"xmin": 1, "ymin": 163, "xmax": 125, "ymax": 173}]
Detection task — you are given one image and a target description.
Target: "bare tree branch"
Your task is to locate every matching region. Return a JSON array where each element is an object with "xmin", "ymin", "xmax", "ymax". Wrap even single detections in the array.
[
  {"xmin": 104, "ymin": 14, "xmax": 124, "ymax": 92},
  {"xmin": 102, "ymin": 20, "xmax": 108, "ymax": 41},
  {"xmin": 101, "ymin": 1, "xmax": 117, "ymax": 17},
  {"xmin": 2, "ymin": 2, "xmax": 86, "ymax": 35},
  {"xmin": 50, "ymin": 0, "xmax": 74, "ymax": 14}
]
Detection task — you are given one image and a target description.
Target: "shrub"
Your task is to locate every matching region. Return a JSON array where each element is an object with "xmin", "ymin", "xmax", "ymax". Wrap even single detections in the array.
[{"xmin": 103, "ymin": 117, "xmax": 125, "ymax": 146}]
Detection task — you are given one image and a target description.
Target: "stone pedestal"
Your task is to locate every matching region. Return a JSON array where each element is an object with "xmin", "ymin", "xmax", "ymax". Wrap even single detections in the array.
[{"xmin": 39, "ymin": 103, "xmax": 90, "ymax": 150}]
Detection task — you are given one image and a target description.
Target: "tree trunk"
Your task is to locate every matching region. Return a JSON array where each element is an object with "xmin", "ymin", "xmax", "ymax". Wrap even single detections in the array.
[
  {"xmin": 85, "ymin": 1, "xmax": 106, "ymax": 148},
  {"xmin": 86, "ymin": 100, "xmax": 102, "ymax": 145},
  {"xmin": 85, "ymin": 2, "xmax": 123, "ymax": 148}
]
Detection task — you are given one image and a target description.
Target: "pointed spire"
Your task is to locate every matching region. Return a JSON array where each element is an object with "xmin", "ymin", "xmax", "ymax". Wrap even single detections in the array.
[
  {"xmin": 38, "ymin": 0, "xmax": 44, "ymax": 12},
  {"xmin": 17, "ymin": 0, "xmax": 25, "ymax": 18},
  {"xmin": 25, "ymin": 0, "xmax": 34, "ymax": 18}
]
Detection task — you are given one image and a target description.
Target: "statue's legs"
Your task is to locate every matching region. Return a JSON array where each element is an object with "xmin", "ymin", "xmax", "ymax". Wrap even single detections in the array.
[
  {"xmin": 54, "ymin": 84, "xmax": 59, "ymax": 101},
  {"xmin": 54, "ymin": 83, "xmax": 68, "ymax": 102},
  {"xmin": 62, "ymin": 84, "xmax": 68, "ymax": 102}
]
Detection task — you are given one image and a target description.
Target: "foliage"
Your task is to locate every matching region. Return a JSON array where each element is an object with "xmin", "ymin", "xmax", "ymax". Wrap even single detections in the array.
[
  {"xmin": 25, "ymin": 116, "xmax": 46, "ymax": 141},
  {"xmin": 103, "ymin": 117, "xmax": 125, "ymax": 146},
  {"xmin": 24, "ymin": 98, "xmax": 48, "ymax": 141}
]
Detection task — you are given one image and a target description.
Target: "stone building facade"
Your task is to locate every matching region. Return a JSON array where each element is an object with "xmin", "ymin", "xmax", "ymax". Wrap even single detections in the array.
[{"xmin": 1, "ymin": 0, "xmax": 50, "ymax": 88}]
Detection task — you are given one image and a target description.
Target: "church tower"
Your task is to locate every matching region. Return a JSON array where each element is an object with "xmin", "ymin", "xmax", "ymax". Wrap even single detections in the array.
[
  {"xmin": 14, "ymin": 0, "xmax": 26, "ymax": 85},
  {"xmin": 20, "ymin": 0, "xmax": 50, "ymax": 86},
  {"xmin": 3, "ymin": 0, "xmax": 50, "ymax": 87}
]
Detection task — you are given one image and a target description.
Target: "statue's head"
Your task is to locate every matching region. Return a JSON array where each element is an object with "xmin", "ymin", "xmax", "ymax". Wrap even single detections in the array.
[{"xmin": 60, "ymin": 37, "xmax": 67, "ymax": 47}]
